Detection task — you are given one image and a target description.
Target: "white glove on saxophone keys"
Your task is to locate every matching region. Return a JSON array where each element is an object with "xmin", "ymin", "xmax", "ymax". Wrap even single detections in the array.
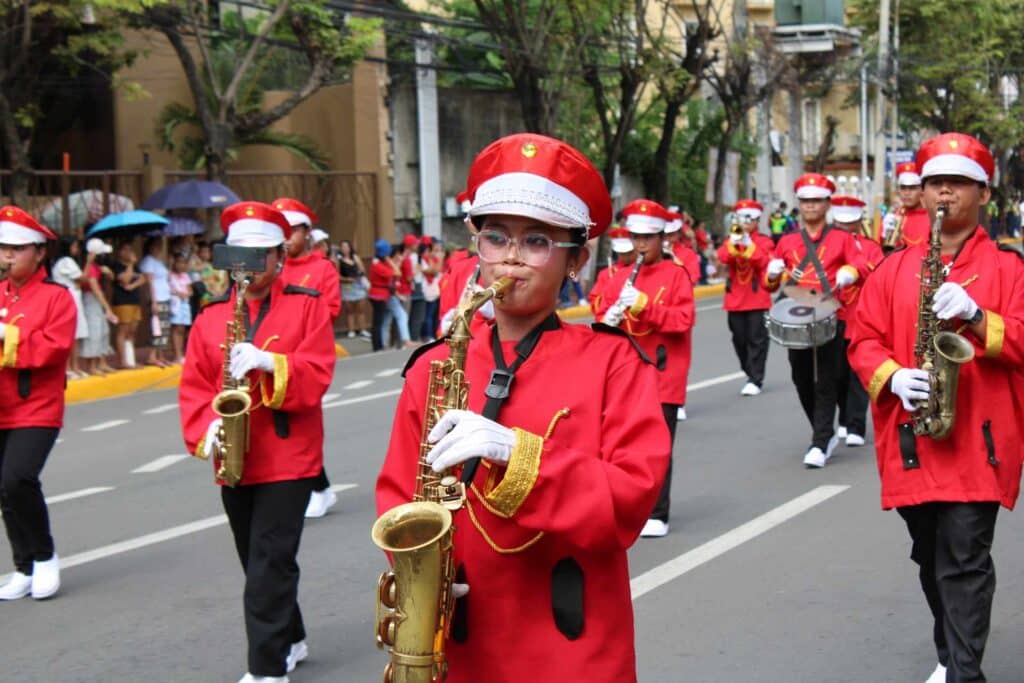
[
  {"xmin": 767, "ymin": 258, "xmax": 786, "ymax": 279},
  {"xmin": 891, "ymin": 368, "xmax": 930, "ymax": 412},
  {"xmin": 451, "ymin": 583, "xmax": 470, "ymax": 599},
  {"xmin": 426, "ymin": 409, "xmax": 516, "ymax": 472},
  {"xmin": 203, "ymin": 418, "xmax": 223, "ymax": 459},
  {"xmin": 602, "ymin": 305, "xmax": 625, "ymax": 327},
  {"xmin": 229, "ymin": 342, "xmax": 274, "ymax": 380},
  {"xmin": 0, "ymin": 323, "xmax": 6, "ymax": 340},
  {"xmin": 835, "ymin": 267, "xmax": 857, "ymax": 289},
  {"xmin": 932, "ymin": 282, "xmax": 979, "ymax": 321},
  {"xmin": 617, "ymin": 284, "xmax": 640, "ymax": 308}
]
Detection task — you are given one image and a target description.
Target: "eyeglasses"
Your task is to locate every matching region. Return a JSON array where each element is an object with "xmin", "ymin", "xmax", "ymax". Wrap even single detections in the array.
[{"xmin": 475, "ymin": 230, "xmax": 577, "ymax": 266}]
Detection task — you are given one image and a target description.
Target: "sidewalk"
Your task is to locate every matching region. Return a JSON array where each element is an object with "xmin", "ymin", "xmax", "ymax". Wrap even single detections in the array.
[{"xmin": 64, "ymin": 282, "xmax": 726, "ymax": 405}]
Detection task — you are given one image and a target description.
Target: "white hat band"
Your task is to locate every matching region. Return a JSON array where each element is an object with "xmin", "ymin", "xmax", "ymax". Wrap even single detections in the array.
[
  {"xmin": 832, "ymin": 206, "xmax": 864, "ymax": 223},
  {"xmin": 737, "ymin": 208, "xmax": 763, "ymax": 219},
  {"xmin": 470, "ymin": 172, "xmax": 592, "ymax": 236},
  {"xmin": 281, "ymin": 210, "xmax": 312, "ymax": 227},
  {"xmin": 920, "ymin": 154, "xmax": 988, "ymax": 183},
  {"xmin": 0, "ymin": 222, "xmax": 47, "ymax": 245},
  {"xmin": 625, "ymin": 213, "xmax": 666, "ymax": 234},
  {"xmin": 663, "ymin": 218, "xmax": 683, "ymax": 234},
  {"xmin": 795, "ymin": 185, "xmax": 832, "ymax": 199},
  {"xmin": 226, "ymin": 218, "xmax": 286, "ymax": 248},
  {"xmin": 611, "ymin": 238, "xmax": 634, "ymax": 253},
  {"xmin": 897, "ymin": 171, "xmax": 922, "ymax": 186}
]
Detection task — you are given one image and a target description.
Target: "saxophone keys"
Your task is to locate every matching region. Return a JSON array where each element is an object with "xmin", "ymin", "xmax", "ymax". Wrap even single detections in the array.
[{"xmin": 437, "ymin": 476, "xmax": 465, "ymax": 511}]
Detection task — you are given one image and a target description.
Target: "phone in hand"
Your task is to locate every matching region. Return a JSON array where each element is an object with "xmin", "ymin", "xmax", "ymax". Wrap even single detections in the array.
[{"xmin": 212, "ymin": 244, "xmax": 268, "ymax": 273}]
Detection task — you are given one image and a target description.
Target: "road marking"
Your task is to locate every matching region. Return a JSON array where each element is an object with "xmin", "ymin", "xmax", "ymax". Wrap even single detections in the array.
[
  {"xmin": 322, "ymin": 389, "xmax": 402, "ymax": 410},
  {"xmin": 82, "ymin": 419, "xmax": 131, "ymax": 432},
  {"xmin": 688, "ymin": 371, "xmax": 746, "ymax": 391},
  {"xmin": 375, "ymin": 368, "xmax": 402, "ymax": 378},
  {"xmin": 45, "ymin": 487, "xmax": 114, "ymax": 505},
  {"xmin": 327, "ymin": 483, "xmax": 358, "ymax": 494},
  {"xmin": 630, "ymin": 485, "xmax": 850, "ymax": 601},
  {"xmin": 143, "ymin": 403, "xmax": 179, "ymax": 415},
  {"xmin": 696, "ymin": 302, "xmax": 723, "ymax": 312},
  {"xmin": 321, "ymin": 393, "xmax": 341, "ymax": 403},
  {"xmin": 132, "ymin": 454, "xmax": 190, "ymax": 473},
  {"xmin": 344, "ymin": 380, "xmax": 373, "ymax": 390}
]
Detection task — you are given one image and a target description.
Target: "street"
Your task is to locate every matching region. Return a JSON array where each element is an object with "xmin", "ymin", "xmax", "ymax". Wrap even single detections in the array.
[{"xmin": 2, "ymin": 299, "xmax": 1022, "ymax": 683}]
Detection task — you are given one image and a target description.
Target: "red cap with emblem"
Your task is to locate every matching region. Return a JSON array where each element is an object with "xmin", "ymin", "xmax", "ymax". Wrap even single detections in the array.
[
  {"xmin": 734, "ymin": 199, "xmax": 764, "ymax": 220},
  {"xmin": 466, "ymin": 133, "xmax": 612, "ymax": 238},
  {"xmin": 0, "ymin": 206, "xmax": 57, "ymax": 245},
  {"xmin": 221, "ymin": 201, "xmax": 292, "ymax": 247},
  {"xmin": 607, "ymin": 226, "xmax": 634, "ymax": 253},
  {"xmin": 916, "ymin": 133, "xmax": 994, "ymax": 184},
  {"xmin": 895, "ymin": 161, "xmax": 921, "ymax": 187},
  {"xmin": 794, "ymin": 173, "xmax": 835, "ymax": 200},
  {"xmin": 271, "ymin": 197, "xmax": 319, "ymax": 228},
  {"xmin": 830, "ymin": 195, "xmax": 866, "ymax": 223},
  {"xmin": 663, "ymin": 209, "xmax": 684, "ymax": 234},
  {"xmin": 622, "ymin": 198, "xmax": 669, "ymax": 234},
  {"xmin": 455, "ymin": 190, "xmax": 472, "ymax": 214}
]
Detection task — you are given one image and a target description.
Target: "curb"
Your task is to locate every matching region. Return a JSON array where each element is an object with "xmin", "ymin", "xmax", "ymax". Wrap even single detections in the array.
[
  {"xmin": 65, "ymin": 342, "xmax": 350, "ymax": 405},
  {"xmin": 557, "ymin": 282, "xmax": 725, "ymax": 321}
]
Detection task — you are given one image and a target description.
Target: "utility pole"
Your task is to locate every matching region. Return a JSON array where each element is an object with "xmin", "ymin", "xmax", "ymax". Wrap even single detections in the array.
[
  {"xmin": 415, "ymin": 36, "xmax": 442, "ymax": 238},
  {"xmin": 871, "ymin": 0, "xmax": 891, "ymax": 220},
  {"xmin": 888, "ymin": 0, "xmax": 900, "ymax": 181},
  {"xmin": 860, "ymin": 62, "xmax": 869, "ymax": 201}
]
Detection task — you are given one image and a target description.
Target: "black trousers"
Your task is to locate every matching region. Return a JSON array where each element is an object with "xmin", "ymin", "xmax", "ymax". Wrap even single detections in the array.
[
  {"xmin": 787, "ymin": 334, "xmax": 841, "ymax": 450},
  {"xmin": 836, "ymin": 335, "xmax": 869, "ymax": 436},
  {"xmin": 897, "ymin": 502, "xmax": 999, "ymax": 683},
  {"xmin": 408, "ymin": 298, "xmax": 426, "ymax": 342},
  {"xmin": 0, "ymin": 427, "xmax": 58, "ymax": 575},
  {"xmin": 727, "ymin": 310, "xmax": 769, "ymax": 387},
  {"xmin": 222, "ymin": 478, "xmax": 315, "ymax": 677},
  {"xmin": 370, "ymin": 298, "xmax": 389, "ymax": 351},
  {"xmin": 649, "ymin": 403, "xmax": 680, "ymax": 523},
  {"xmin": 311, "ymin": 466, "xmax": 330, "ymax": 492}
]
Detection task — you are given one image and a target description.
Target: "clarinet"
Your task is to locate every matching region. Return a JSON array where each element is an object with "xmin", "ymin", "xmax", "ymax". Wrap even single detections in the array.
[{"xmin": 604, "ymin": 258, "xmax": 643, "ymax": 327}]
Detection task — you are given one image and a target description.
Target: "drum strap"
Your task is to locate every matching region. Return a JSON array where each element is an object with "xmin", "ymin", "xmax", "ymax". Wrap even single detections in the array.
[
  {"xmin": 795, "ymin": 226, "xmax": 834, "ymax": 298},
  {"xmin": 898, "ymin": 423, "xmax": 920, "ymax": 469}
]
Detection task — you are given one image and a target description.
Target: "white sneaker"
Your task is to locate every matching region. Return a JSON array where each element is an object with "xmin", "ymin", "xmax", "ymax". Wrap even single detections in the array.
[
  {"xmin": 304, "ymin": 488, "xmax": 338, "ymax": 519},
  {"xmin": 676, "ymin": 406, "xmax": 687, "ymax": 421},
  {"xmin": 286, "ymin": 640, "xmax": 308, "ymax": 673},
  {"xmin": 803, "ymin": 447, "xmax": 826, "ymax": 468},
  {"xmin": 238, "ymin": 674, "xmax": 289, "ymax": 683},
  {"xmin": 31, "ymin": 554, "xmax": 60, "ymax": 600},
  {"xmin": 640, "ymin": 519, "xmax": 669, "ymax": 538},
  {"xmin": 845, "ymin": 433, "xmax": 866, "ymax": 447},
  {"xmin": 740, "ymin": 382, "xmax": 761, "ymax": 396},
  {"xmin": 347, "ymin": 330, "xmax": 356, "ymax": 339},
  {"xmin": 0, "ymin": 571, "xmax": 32, "ymax": 600},
  {"xmin": 925, "ymin": 662, "xmax": 946, "ymax": 683},
  {"xmin": 825, "ymin": 434, "xmax": 840, "ymax": 461},
  {"xmin": 836, "ymin": 426, "xmax": 848, "ymax": 439}
]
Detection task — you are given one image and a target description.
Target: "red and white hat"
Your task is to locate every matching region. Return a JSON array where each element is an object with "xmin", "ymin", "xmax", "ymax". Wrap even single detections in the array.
[
  {"xmin": 607, "ymin": 226, "xmax": 634, "ymax": 253},
  {"xmin": 895, "ymin": 161, "xmax": 922, "ymax": 187},
  {"xmin": 734, "ymin": 199, "xmax": 764, "ymax": 220},
  {"xmin": 455, "ymin": 190, "xmax": 472, "ymax": 214},
  {"xmin": 221, "ymin": 201, "xmax": 292, "ymax": 248},
  {"xmin": 830, "ymin": 195, "xmax": 866, "ymax": 223},
  {"xmin": 916, "ymin": 133, "xmax": 994, "ymax": 185},
  {"xmin": 622, "ymin": 198, "xmax": 669, "ymax": 234},
  {"xmin": 794, "ymin": 173, "xmax": 835, "ymax": 200},
  {"xmin": 664, "ymin": 209, "xmax": 684, "ymax": 234},
  {"xmin": 0, "ymin": 206, "xmax": 57, "ymax": 245},
  {"xmin": 466, "ymin": 133, "xmax": 612, "ymax": 238},
  {"xmin": 271, "ymin": 197, "xmax": 319, "ymax": 228}
]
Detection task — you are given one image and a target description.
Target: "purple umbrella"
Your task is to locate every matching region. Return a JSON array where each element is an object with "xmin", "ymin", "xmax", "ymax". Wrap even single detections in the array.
[{"xmin": 142, "ymin": 180, "xmax": 240, "ymax": 210}]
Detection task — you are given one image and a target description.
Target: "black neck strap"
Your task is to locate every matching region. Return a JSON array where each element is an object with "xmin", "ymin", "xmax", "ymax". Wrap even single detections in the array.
[
  {"xmin": 796, "ymin": 225, "xmax": 834, "ymax": 298},
  {"xmin": 242, "ymin": 289, "xmax": 272, "ymax": 343}
]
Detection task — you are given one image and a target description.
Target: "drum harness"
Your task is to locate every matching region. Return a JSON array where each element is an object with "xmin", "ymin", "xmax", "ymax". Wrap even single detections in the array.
[{"xmin": 782, "ymin": 226, "xmax": 836, "ymax": 382}]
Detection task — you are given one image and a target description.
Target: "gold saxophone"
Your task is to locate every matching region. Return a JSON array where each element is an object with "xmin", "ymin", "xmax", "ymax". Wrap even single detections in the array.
[
  {"xmin": 371, "ymin": 276, "xmax": 514, "ymax": 683},
  {"xmin": 209, "ymin": 271, "xmax": 253, "ymax": 486},
  {"xmin": 912, "ymin": 205, "xmax": 975, "ymax": 439},
  {"xmin": 883, "ymin": 208, "xmax": 905, "ymax": 250}
]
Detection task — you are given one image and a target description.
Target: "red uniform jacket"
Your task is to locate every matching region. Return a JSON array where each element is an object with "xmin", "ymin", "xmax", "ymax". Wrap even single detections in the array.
[
  {"xmin": 587, "ymin": 261, "xmax": 629, "ymax": 316},
  {"xmin": 838, "ymin": 234, "xmax": 885, "ymax": 338},
  {"xmin": 766, "ymin": 225, "xmax": 867, "ymax": 295},
  {"xmin": 376, "ymin": 322, "xmax": 670, "ymax": 683},
  {"xmin": 438, "ymin": 254, "xmax": 480, "ymax": 322},
  {"xmin": 281, "ymin": 251, "xmax": 341, "ymax": 320},
  {"xmin": 594, "ymin": 259, "xmax": 695, "ymax": 405},
  {"xmin": 178, "ymin": 278, "xmax": 336, "ymax": 485},
  {"xmin": 849, "ymin": 229, "xmax": 1024, "ymax": 510},
  {"xmin": 716, "ymin": 237, "xmax": 771, "ymax": 312},
  {"xmin": 0, "ymin": 268, "xmax": 76, "ymax": 429},
  {"xmin": 368, "ymin": 259, "xmax": 396, "ymax": 301},
  {"xmin": 670, "ymin": 241, "xmax": 700, "ymax": 284},
  {"xmin": 898, "ymin": 206, "xmax": 930, "ymax": 248}
]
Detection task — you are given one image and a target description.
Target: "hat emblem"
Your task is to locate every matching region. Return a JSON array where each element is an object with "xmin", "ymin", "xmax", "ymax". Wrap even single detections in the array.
[
  {"xmin": 4, "ymin": 210, "xmax": 12, "ymax": 217},
  {"xmin": 521, "ymin": 142, "xmax": 538, "ymax": 159},
  {"xmin": 949, "ymin": 139, "xmax": 959, "ymax": 150},
  {"xmin": 245, "ymin": 207, "xmax": 255, "ymax": 216},
  {"xmin": 809, "ymin": 178, "xmax": 816, "ymax": 184}
]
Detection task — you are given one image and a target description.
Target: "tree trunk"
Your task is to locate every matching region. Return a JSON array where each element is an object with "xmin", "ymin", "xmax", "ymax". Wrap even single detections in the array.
[
  {"xmin": 204, "ymin": 121, "xmax": 233, "ymax": 183},
  {"xmin": 0, "ymin": 94, "xmax": 32, "ymax": 206},
  {"xmin": 649, "ymin": 99, "xmax": 683, "ymax": 203}
]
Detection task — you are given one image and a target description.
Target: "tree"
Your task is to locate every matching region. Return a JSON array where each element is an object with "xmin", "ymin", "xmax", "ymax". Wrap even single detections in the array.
[{"xmin": 134, "ymin": 0, "xmax": 380, "ymax": 181}]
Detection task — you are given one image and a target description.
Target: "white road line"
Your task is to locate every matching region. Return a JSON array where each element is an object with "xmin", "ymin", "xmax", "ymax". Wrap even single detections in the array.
[
  {"xmin": 327, "ymin": 483, "xmax": 359, "ymax": 494},
  {"xmin": 143, "ymin": 403, "xmax": 179, "ymax": 415},
  {"xmin": 132, "ymin": 454, "xmax": 190, "ymax": 474},
  {"xmin": 322, "ymin": 389, "xmax": 402, "ymax": 410},
  {"xmin": 688, "ymin": 371, "xmax": 746, "ymax": 391},
  {"xmin": 45, "ymin": 487, "xmax": 114, "ymax": 505},
  {"xmin": 696, "ymin": 302, "xmax": 723, "ymax": 312},
  {"xmin": 630, "ymin": 485, "xmax": 850, "ymax": 601},
  {"xmin": 344, "ymin": 380, "xmax": 373, "ymax": 390},
  {"xmin": 82, "ymin": 419, "xmax": 131, "ymax": 432},
  {"xmin": 375, "ymin": 368, "xmax": 402, "ymax": 378},
  {"xmin": 321, "ymin": 393, "xmax": 341, "ymax": 403}
]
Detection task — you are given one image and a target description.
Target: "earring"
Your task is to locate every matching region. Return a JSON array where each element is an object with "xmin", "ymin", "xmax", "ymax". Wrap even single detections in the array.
[{"xmin": 568, "ymin": 270, "xmax": 577, "ymax": 280}]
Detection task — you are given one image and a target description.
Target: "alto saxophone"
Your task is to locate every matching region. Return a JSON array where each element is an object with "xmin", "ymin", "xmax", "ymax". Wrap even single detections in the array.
[
  {"xmin": 371, "ymin": 276, "xmax": 514, "ymax": 683},
  {"xmin": 209, "ymin": 271, "xmax": 253, "ymax": 486},
  {"xmin": 911, "ymin": 205, "xmax": 975, "ymax": 439},
  {"xmin": 883, "ymin": 208, "xmax": 904, "ymax": 251}
]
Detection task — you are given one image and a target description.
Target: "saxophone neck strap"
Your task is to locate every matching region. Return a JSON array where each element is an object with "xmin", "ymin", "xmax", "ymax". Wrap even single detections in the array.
[{"xmin": 243, "ymin": 292, "xmax": 272, "ymax": 343}]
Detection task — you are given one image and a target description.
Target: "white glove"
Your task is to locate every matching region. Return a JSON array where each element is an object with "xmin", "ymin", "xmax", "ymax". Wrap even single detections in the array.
[
  {"xmin": 229, "ymin": 342, "xmax": 274, "ymax": 380},
  {"xmin": 932, "ymin": 282, "xmax": 979, "ymax": 321},
  {"xmin": 439, "ymin": 308, "xmax": 457, "ymax": 336},
  {"xmin": 426, "ymin": 409, "xmax": 516, "ymax": 472},
  {"xmin": 0, "ymin": 323, "xmax": 6, "ymax": 340},
  {"xmin": 882, "ymin": 212, "xmax": 897, "ymax": 237},
  {"xmin": 602, "ymin": 305, "xmax": 625, "ymax": 327},
  {"xmin": 203, "ymin": 418, "xmax": 223, "ymax": 459},
  {"xmin": 617, "ymin": 284, "xmax": 640, "ymax": 308},
  {"xmin": 452, "ymin": 583, "xmax": 469, "ymax": 599},
  {"xmin": 767, "ymin": 258, "xmax": 786, "ymax": 279},
  {"xmin": 891, "ymin": 368, "xmax": 930, "ymax": 412},
  {"xmin": 835, "ymin": 267, "xmax": 857, "ymax": 289},
  {"xmin": 729, "ymin": 231, "xmax": 744, "ymax": 245},
  {"xmin": 478, "ymin": 299, "xmax": 495, "ymax": 320}
]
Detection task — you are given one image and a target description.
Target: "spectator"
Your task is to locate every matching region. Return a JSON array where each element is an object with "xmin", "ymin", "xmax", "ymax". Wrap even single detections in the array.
[
  {"xmin": 195, "ymin": 241, "xmax": 228, "ymax": 307},
  {"xmin": 420, "ymin": 238, "xmax": 443, "ymax": 341},
  {"xmin": 80, "ymin": 238, "xmax": 118, "ymax": 375},
  {"xmin": 51, "ymin": 237, "xmax": 88, "ymax": 379},
  {"xmin": 111, "ymin": 241, "xmax": 146, "ymax": 368},
  {"xmin": 396, "ymin": 235, "xmax": 418, "ymax": 339},
  {"xmin": 405, "ymin": 236, "xmax": 427, "ymax": 342},
  {"xmin": 388, "ymin": 244, "xmax": 414, "ymax": 348},
  {"xmin": 368, "ymin": 239, "xmax": 396, "ymax": 351},
  {"xmin": 168, "ymin": 253, "xmax": 193, "ymax": 364},
  {"xmin": 338, "ymin": 239, "xmax": 371, "ymax": 339},
  {"xmin": 986, "ymin": 198, "xmax": 1000, "ymax": 238},
  {"xmin": 139, "ymin": 237, "xmax": 172, "ymax": 367}
]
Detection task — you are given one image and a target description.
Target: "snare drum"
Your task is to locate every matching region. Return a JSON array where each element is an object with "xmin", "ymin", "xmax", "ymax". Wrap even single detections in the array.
[{"xmin": 766, "ymin": 293, "xmax": 838, "ymax": 349}]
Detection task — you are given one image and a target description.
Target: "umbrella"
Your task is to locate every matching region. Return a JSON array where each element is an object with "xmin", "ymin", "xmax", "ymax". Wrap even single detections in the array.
[
  {"xmin": 39, "ymin": 190, "xmax": 135, "ymax": 232},
  {"xmin": 142, "ymin": 180, "xmax": 240, "ymax": 210},
  {"xmin": 86, "ymin": 210, "xmax": 169, "ymax": 238},
  {"xmin": 161, "ymin": 216, "xmax": 206, "ymax": 237}
]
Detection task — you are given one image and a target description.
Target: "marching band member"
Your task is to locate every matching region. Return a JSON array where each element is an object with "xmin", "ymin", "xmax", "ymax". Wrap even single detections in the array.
[
  {"xmin": 0, "ymin": 207, "xmax": 75, "ymax": 602},
  {"xmin": 765, "ymin": 173, "xmax": 868, "ymax": 468},
  {"xmin": 273, "ymin": 198, "xmax": 342, "ymax": 520},
  {"xmin": 849, "ymin": 133, "xmax": 1024, "ymax": 683},
  {"xmin": 376, "ymin": 133, "xmax": 669, "ymax": 682},
  {"xmin": 831, "ymin": 195, "xmax": 883, "ymax": 448},
  {"xmin": 595, "ymin": 198, "xmax": 695, "ymax": 537},
  {"xmin": 717, "ymin": 199, "xmax": 772, "ymax": 396},
  {"xmin": 179, "ymin": 202, "xmax": 335, "ymax": 682},
  {"xmin": 587, "ymin": 226, "xmax": 635, "ymax": 316},
  {"xmin": 664, "ymin": 210, "xmax": 699, "ymax": 284},
  {"xmin": 882, "ymin": 161, "xmax": 930, "ymax": 249}
]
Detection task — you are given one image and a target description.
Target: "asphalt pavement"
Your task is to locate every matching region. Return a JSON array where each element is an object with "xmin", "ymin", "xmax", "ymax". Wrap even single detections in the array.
[{"xmin": 2, "ymin": 299, "xmax": 1022, "ymax": 683}]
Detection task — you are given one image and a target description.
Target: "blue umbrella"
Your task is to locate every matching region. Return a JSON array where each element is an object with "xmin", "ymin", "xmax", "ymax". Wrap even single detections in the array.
[
  {"xmin": 161, "ymin": 216, "xmax": 206, "ymax": 236},
  {"xmin": 142, "ymin": 180, "xmax": 240, "ymax": 210},
  {"xmin": 86, "ymin": 210, "xmax": 169, "ymax": 237}
]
